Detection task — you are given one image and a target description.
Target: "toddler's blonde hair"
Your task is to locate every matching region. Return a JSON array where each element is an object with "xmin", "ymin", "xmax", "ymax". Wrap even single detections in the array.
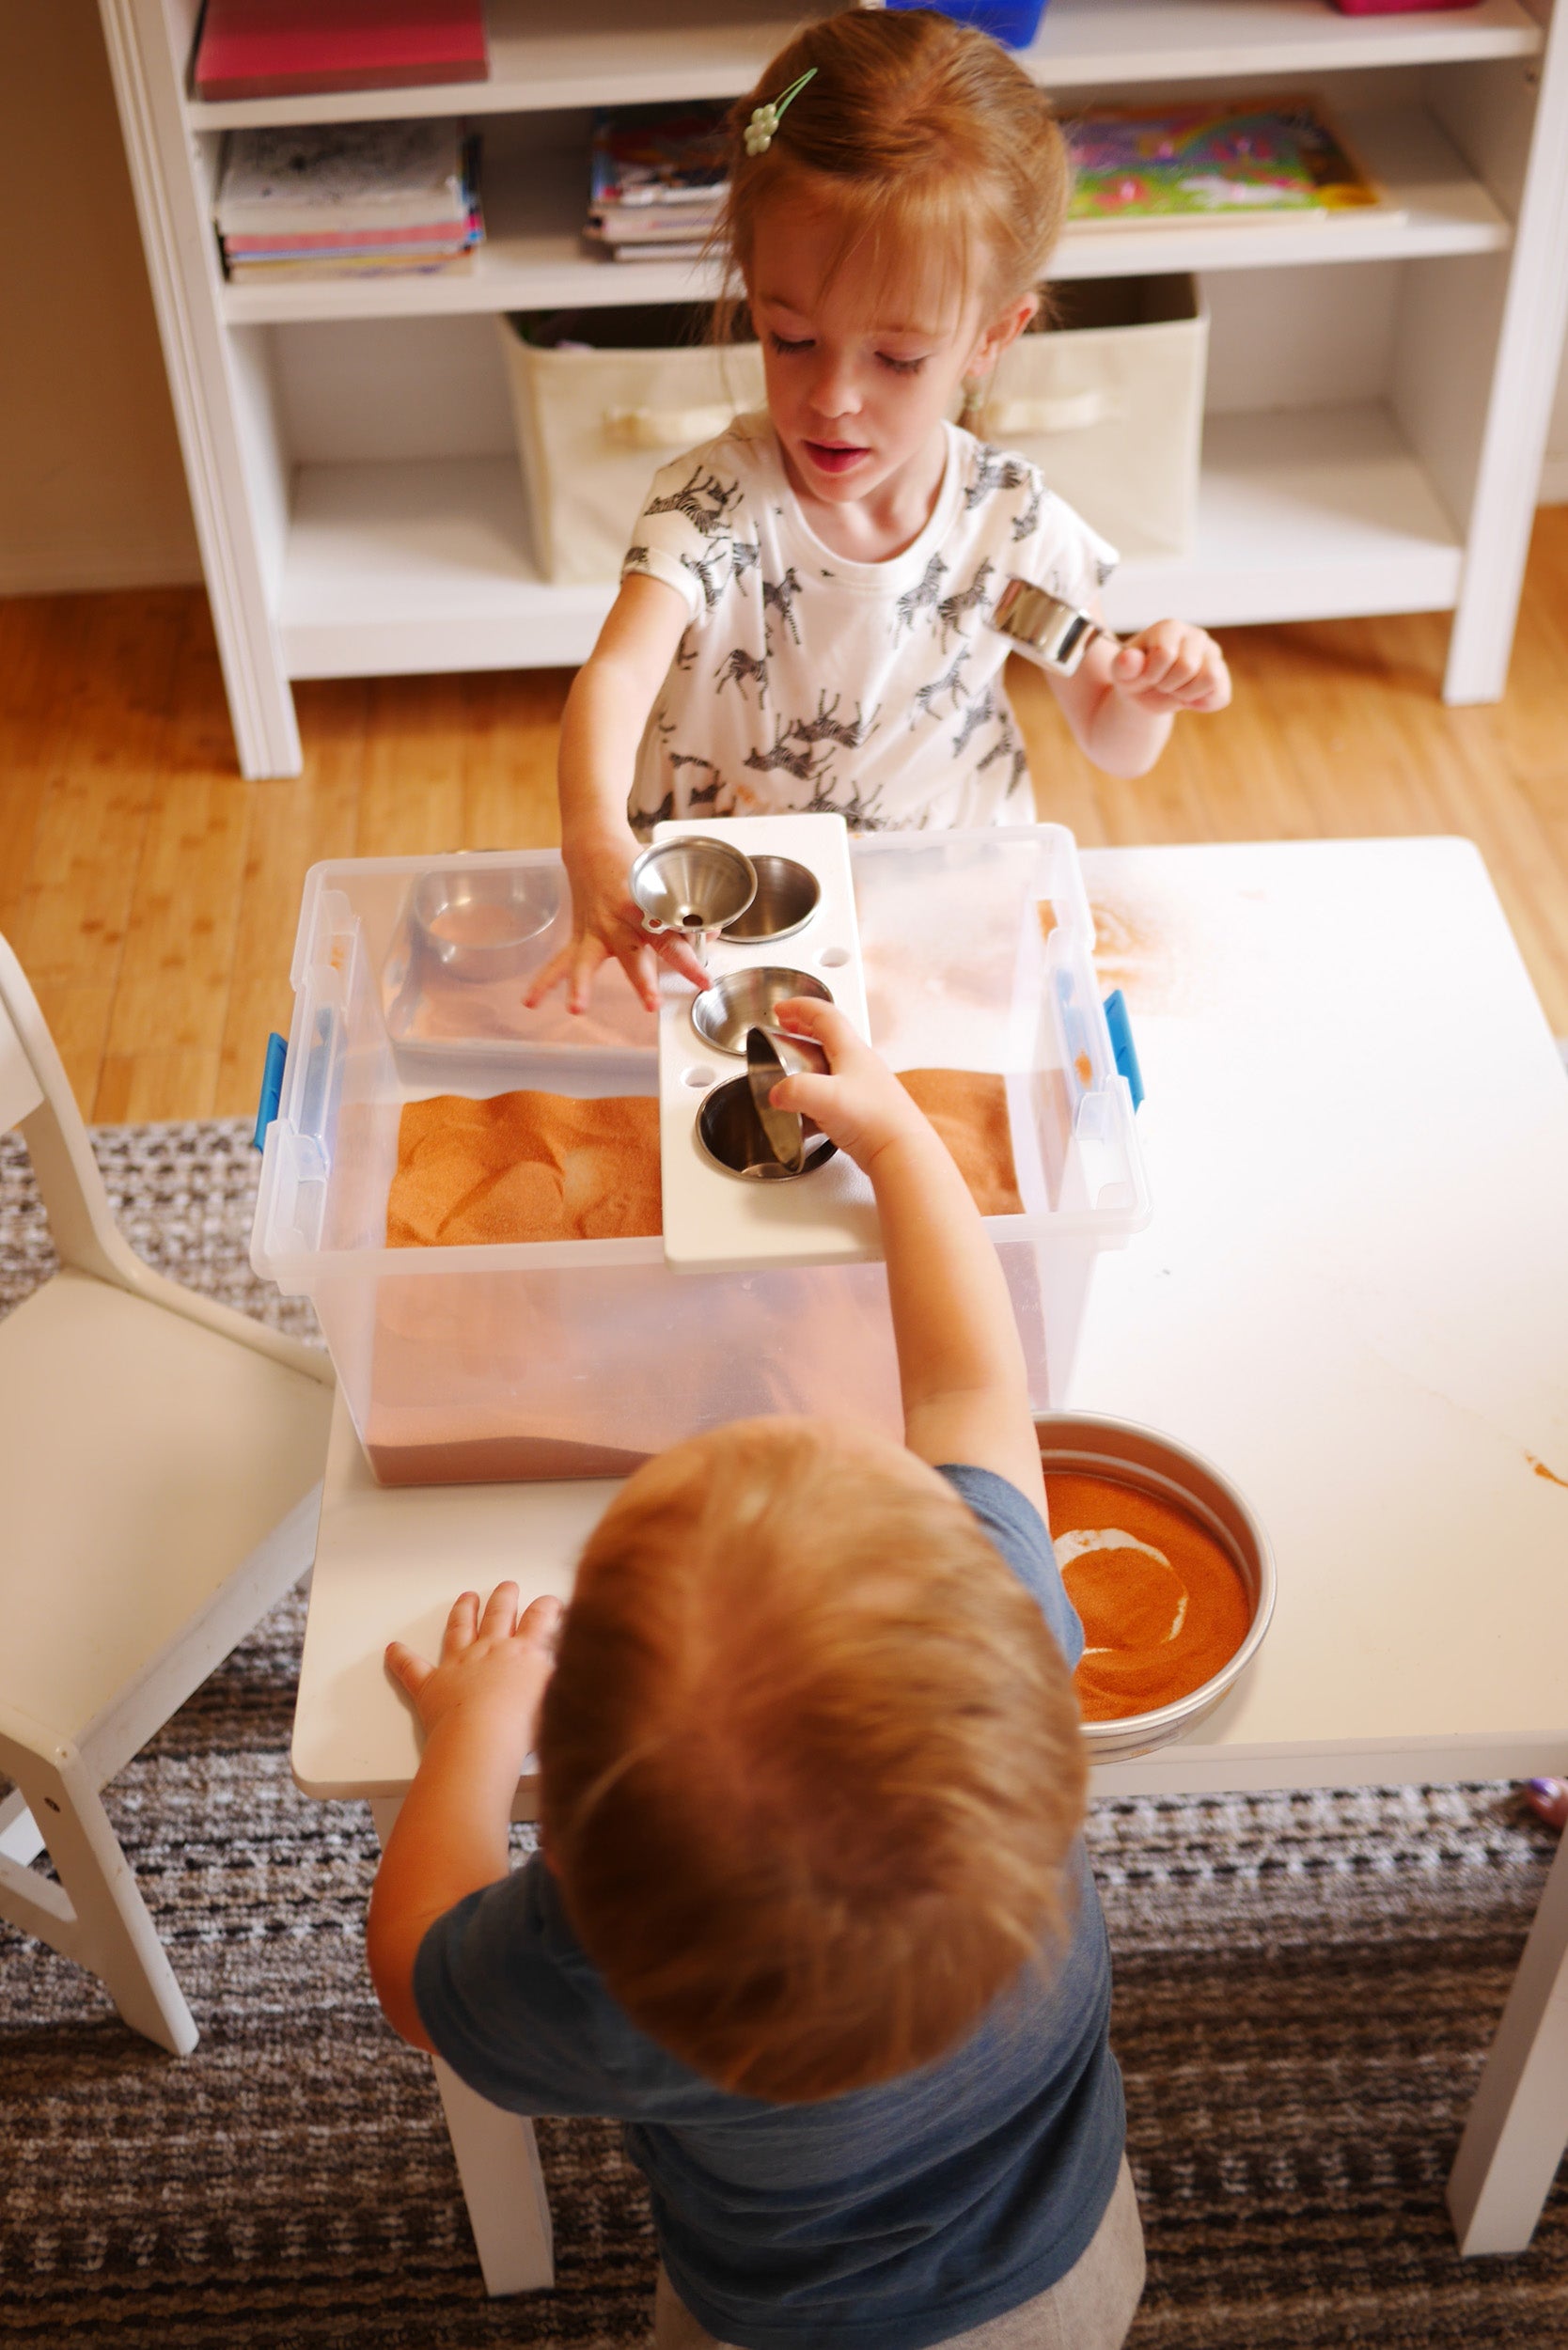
[
  {"xmin": 713, "ymin": 8, "xmax": 1072, "ymax": 338},
  {"xmin": 538, "ymin": 1418, "xmax": 1087, "ymax": 2104}
]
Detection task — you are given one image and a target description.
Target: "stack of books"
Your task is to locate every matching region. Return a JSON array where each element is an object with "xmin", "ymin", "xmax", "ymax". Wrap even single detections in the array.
[
  {"xmin": 585, "ymin": 103, "xmax": 730, "ymax": 265},
  {"xmin": 213, "ymin": 119, "xmax": 483, "ymax": 282}
]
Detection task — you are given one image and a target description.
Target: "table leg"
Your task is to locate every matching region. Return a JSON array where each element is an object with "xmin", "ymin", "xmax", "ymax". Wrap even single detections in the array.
[
  {"xmin": 1447, "ymin": 1817, "xmax": 1568, "ymax": 2255},
  {"xmin": 369, "ymin": 1797, "xmax": 556, "ymax": 2294}
]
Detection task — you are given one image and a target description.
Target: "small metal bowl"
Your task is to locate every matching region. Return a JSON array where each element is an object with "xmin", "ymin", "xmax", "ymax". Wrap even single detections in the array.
[
  {"xmin": 1036, "ymin": 1412, "xmax": 1276, "ymax": 1764},
  {"xmin": 722, "ymin": 854, "xmax": 822, "ymax": 944},
  {"xmin": 630, "ymin": 837, "xmax": 757, "ymax": 936},
  {"xmin": 697, "ymin": 1073, "xmax": 838, "ymax": 1182},
  {"xmin": 410, "ymin": 867, "xmax": 562, "ymax": 982},
  {"xmin": 692, "ymin": 967, "xmax": 832, "ymax": 1057}
]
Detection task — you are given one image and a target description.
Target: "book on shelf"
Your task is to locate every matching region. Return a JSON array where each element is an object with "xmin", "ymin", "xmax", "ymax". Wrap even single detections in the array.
[
  {"xmin": 193, "ymin": 0, "xmax": 488, "ymax": 102},
  {"xmin": 214, "ymin": 120, "xmax": 483, "ymax": 281},
  {"xmin": 585, "ymin": 102, "xmax": 730, "ymax": 263},
  {"xmin": 1063, "ymin": 97, "xmax": 1403, "ymax": 228},
  {"xmin": 589, "ymin": 103, "xmax": 730, "ymax": 209}
]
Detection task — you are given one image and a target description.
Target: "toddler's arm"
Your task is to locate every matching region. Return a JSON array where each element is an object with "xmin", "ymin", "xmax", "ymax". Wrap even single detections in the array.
[
  {"xmin": 771, "ymin": 999, "xmax": 1046, "ymax": 1513},
  {"xmin": 525, "ymin": 572, "xmax": 707, "ymax": 1013},
  {"xmin": 367, "ymin": 1584, "xmax": 561, "ymax": 2050},
  {"xmin": 1048, "ymin": 617, "xmax": 1230, "ymax": 779}
]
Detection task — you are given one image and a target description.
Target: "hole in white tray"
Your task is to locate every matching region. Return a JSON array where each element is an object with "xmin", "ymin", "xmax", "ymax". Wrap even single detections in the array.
[
  {"xmin": 683, "ymin": 1065, "xmax": 717, "ymax": 1089},
  {"xmin": 818, "ymin": 946, "xmax": 850, "ymax": 968}
]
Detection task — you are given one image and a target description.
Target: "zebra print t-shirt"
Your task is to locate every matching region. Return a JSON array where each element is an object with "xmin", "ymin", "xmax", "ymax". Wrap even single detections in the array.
[{"xmin": 622, "ymin": 413, "xmax": 1117, "ymax": 835}]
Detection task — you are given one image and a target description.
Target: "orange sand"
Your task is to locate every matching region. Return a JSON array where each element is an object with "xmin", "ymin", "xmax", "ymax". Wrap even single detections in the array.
[
  {"xmin": 386, "ymin": 1071, "xmax": 1022, "ymax": 1250},
  {"xmin": 1046, "ymin": 1469, "xmax": 1252, "ymax": 1721},
  {"xmin": 387, "ymin": 1090, "xmax": 663, "ymax": 1246},
  {"xmin": 896, "ymin": 1070, "xmax": 1024, "ymax": 1216}
]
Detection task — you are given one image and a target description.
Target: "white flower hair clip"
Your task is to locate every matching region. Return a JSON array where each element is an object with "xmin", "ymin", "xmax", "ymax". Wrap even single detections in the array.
[{"xmin": 745, "ymin": 67, "xmax": 817, "ymax": 157}]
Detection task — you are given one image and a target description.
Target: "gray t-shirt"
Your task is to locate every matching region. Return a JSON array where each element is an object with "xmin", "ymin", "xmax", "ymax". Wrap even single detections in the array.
[{"xmin": 415, "ymin": 1465, "xmax": 1122, "ymax": 2350}]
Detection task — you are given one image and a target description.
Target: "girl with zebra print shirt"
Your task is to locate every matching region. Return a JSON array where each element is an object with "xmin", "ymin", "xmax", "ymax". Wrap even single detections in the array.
[{"xmin": 528, "ymin": 10, "xmax": 1228, "ymax": 1014}]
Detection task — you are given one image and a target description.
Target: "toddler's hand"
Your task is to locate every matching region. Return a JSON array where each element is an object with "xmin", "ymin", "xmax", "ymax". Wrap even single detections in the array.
[
  {"xmin": 1107, "ymin": 620, "xmax": 1230, "ymax": 714},
  {"xmin": 386, "ymin": 1583, "xmax": 562, "ymax": 1760},
  {"xmin": 767, "ymin": 998, "xmax": 927, "ymax": 1172},
  {"xmin": 525, "ymin": 828, "xmax": 708, "ymax": 1014}
]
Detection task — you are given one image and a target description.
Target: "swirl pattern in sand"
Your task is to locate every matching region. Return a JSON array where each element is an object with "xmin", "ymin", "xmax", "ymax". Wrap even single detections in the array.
[{"xmin": 1046, "ymin": 1470, "xmax": 1251, "ymax": 1720}]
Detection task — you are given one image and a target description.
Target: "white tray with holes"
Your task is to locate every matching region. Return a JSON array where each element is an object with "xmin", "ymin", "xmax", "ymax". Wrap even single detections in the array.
[{"xmin": 654, "ymin": 813, "xmax": 880, "ymax": 1276}]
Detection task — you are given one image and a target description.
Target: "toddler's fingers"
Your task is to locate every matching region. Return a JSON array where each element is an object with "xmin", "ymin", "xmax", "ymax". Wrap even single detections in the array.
[
  {"xmin": 1526, "ymin": 1778, "xmax": 1568, "ymax": 1831},
  {"xmin": 773, "ymin": 996, "xmax": 858, "ymax": 1063},
  {"xmin": 440, "ymin": 1590, "xmax": 481, "ymax": 1661},
  {"xmin": 1109, "ymin": 644, "xmax": 1146, "ymax": 686},
  {"xmin": 385, "ymin": 1639, "xmax": 432, "ymax": 1700},
  {"xmin": 770, "ymin": 1072, "xmax": 836, "ymax": 1125},
  {"xmin": 518, "ymin": 1594, "xmax": 565, "ymax": 1654},
  {"xmin": 480, "ymin": 1582, "xmax": 522, "ymax": 1637}
]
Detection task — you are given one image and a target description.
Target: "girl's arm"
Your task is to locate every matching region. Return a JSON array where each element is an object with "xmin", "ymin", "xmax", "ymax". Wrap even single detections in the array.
[
  {"xmin": 1046, "ymin": 617, "xmax": 1230, "ymax": 779},
  {"xmin": 770, "ymin": 1000, "xmax": 1046, "ymax": 1512},
  {"xmin": 367, "ymin": 1586, "xmax": 562, "ymax": 2050},
  {"xmin": 525, "ymin": 572, "xmax": 706, "ymax": 1012}
]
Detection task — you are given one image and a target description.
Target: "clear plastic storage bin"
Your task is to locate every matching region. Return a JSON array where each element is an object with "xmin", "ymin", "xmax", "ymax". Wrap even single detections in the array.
[{"xmin": 251, "ymin": 827, "xmax": 1149, "ymax": 1485}]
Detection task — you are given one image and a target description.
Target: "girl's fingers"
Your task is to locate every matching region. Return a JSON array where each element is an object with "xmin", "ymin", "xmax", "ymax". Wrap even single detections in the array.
[
  {"xmin": 567, "ymin": 933, "xmax": 611, "ymax": 1015},
  {"xmin": 616, "ymin": 937, "xmax": 661, "ymax": 1011},
  {"xmin": 522, "ymin": 945, "xmax": 572, "ymax": 1010},
  {"xmin": 654, "ymin": 932, "xmax": 712, "ymax": 990}
]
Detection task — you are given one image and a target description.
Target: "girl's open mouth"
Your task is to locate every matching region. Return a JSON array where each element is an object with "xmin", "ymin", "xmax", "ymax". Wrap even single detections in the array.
[{"xmin": 804, "ymin": 441, "xmax": 869, "ymax": 475}]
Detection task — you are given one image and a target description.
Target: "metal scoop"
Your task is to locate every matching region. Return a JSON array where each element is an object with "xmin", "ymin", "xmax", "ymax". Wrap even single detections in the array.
[
  {"xmin": 745, "ymin": 1026, "xmax": 830, "ymax": 1175},
  {"xmin": 990, "ymin": 576, "xmax": 1105, "ymax": 675}
]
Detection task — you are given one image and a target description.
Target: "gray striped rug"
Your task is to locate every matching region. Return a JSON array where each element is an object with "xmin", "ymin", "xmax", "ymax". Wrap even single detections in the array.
[{"xmin": 2, "ymin": 1124, "xmax": 1565, "ymax": 2347}]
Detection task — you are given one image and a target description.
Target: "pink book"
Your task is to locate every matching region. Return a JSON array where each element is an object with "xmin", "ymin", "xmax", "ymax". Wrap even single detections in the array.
[
  {"xmin": 194, "ymin": 0, "xmax": 488, "ymax": 101},
  {"xmin": 224, "ymin": 219, "xmax": 468, "ymax": 251}
]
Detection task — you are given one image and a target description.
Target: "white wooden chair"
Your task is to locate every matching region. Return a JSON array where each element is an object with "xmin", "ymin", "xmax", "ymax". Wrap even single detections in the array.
[{"xmin": 0, "ymin": 932, "xmax": 334, "ymax": 2054}]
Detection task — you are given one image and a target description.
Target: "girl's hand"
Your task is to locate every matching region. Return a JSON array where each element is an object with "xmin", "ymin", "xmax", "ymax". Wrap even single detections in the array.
[
  {"xmin": 386, "ymin": 1584, "xmax": 562, "ymax": 1763},
  {"xmin": 1107, "ymin": 620, "xmax": 1231, "ymax": 715},
  {"xmin": 767, "ymin": 997, "xmax": 928, "ymax": 1172},
  {"xmin": 524, "ymin": 827, "xmax": 709, "ymax": 1014}
]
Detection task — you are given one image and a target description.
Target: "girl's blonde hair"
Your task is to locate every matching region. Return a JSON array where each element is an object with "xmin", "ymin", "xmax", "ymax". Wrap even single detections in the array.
[
  {"xmin": 713, "ymin": 8, "xmax": 1071, "ymax": 337},
  {"xmin": 539, "ymin": 1418, "xmax": 1087, "ymax": 2105}
]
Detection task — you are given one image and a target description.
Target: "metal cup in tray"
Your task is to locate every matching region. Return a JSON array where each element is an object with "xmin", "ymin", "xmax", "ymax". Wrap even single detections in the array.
[
  {"xmin": 692, "ymin": 966, "xmax": 832, "ymax": 1056},
  {"xmin": 410, "ymin": 866, "xmax": 562, "ymax": 982}
]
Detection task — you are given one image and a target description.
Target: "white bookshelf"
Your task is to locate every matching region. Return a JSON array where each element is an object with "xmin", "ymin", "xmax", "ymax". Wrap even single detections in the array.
[
  {"xmin": 181, "ymin": 0, "xmax": 1544, "ymax": 127},
  {"xmin": 102, "ymin": 0, "xmax": 1568, "ymax": 777}
]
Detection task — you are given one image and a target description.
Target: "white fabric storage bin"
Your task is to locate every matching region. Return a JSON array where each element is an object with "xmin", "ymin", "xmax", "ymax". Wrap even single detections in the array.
[
  {"xmin": 500, "ymin": 306, "xmax": 765, "ymax": 585},
  {"xmin": 970, "ymin": 275, "xmax": 1207, "ymax": 559}
]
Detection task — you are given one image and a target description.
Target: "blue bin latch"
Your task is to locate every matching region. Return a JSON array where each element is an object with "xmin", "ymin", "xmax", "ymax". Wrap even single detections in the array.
[
  {"xmin": 1101, "ymin": 989, "xmax": 1145, "ymax": 1111},
  {"xmin": 252, "ymin": 1032, "xmax": 287, "ymax": 1152}
]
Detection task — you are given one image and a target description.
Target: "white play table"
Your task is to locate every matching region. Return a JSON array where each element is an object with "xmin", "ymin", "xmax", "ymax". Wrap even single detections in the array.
[{"xmin": 291, "ymin": 836, "xmax": 1568, "ymax": 2295}]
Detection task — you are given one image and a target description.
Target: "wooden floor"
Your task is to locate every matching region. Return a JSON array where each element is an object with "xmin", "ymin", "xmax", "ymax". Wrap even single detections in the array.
[{"xmin": 4, "ymin": 509, "xmax": 1568, "ymax": 1123}]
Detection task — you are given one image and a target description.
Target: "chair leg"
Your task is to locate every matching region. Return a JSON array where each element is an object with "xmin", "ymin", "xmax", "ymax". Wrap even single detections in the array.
[
  {"xmin": 0, "ymin": 1740, "xmax": 196, "ymax": 2056},
  {"xmin": 370, "ymin": 1795, "xmax": 556, "ymax": 2292},
  {"xmin": 0, "ymin": 1786, "xmax": 45, "ymax": 1866}
]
